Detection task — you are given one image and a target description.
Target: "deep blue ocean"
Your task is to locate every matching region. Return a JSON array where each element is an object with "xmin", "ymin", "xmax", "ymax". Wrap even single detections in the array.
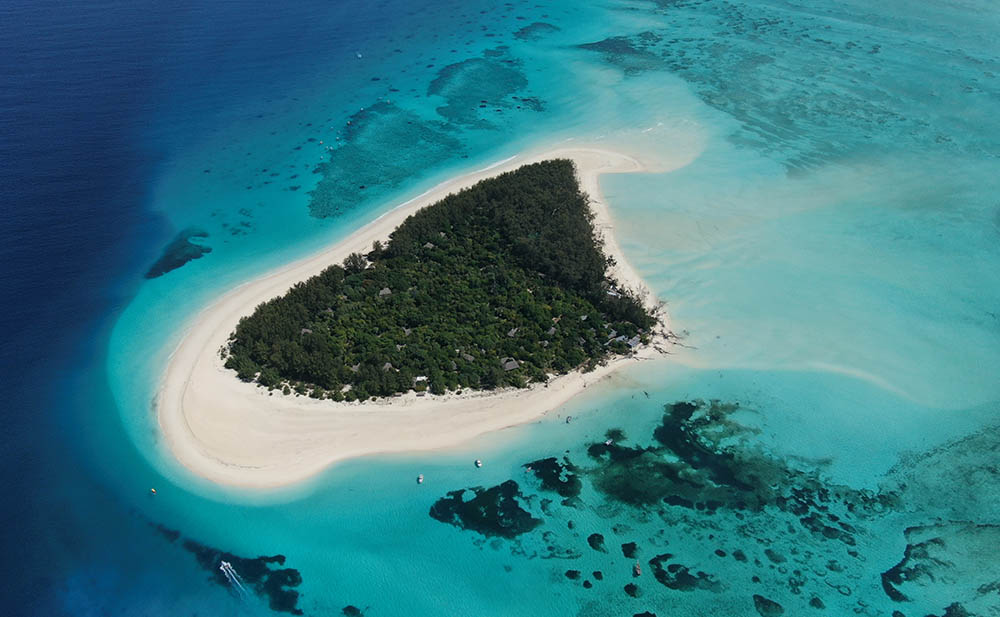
[
  {"xmin": 2, "ymin": 0, "xmax": 999, "ymax": 615},
  {"xmin": 1, "ymin": 2, "xmax": 410, "ymax": 612}
]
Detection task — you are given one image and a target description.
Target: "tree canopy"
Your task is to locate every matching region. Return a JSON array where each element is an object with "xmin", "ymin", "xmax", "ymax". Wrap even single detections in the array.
[{"xmin": 225, "ymin": 159, "xmax": 655, "ymax": 401}]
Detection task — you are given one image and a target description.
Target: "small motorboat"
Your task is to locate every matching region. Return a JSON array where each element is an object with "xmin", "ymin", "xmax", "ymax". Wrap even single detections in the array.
[
  {"xmin": 604, "ymin": 439, "xmax": 613, "ymax": 446},
  {"xmin": 416, "ymin": 474, "xmax": 424, "ymax": 484},
  {"xmin": 633, "ymin": 561, "xmax": 642, "ymax": 577},
  {"xmin": 149, "ymin": 488, "xmax": 157, "ymax": 495},
  {"xmin": 475, "ymin": 459, "xmax": 483, "ymax": 468}
]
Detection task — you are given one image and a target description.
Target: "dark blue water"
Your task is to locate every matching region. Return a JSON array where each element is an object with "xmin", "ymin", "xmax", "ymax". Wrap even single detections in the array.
[{"xmin": 0, "ymin": 2, "xmax": 418, "ymax": 613}]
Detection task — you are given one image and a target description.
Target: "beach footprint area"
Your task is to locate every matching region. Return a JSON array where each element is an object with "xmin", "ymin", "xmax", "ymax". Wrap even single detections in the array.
[{"xmin": 2, "ymin": 0, "xmax": 998, "ymax": 616}]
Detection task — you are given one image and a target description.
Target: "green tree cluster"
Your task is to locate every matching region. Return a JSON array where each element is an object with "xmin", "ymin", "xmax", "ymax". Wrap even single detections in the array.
[{"xmin": 225, "ymin": 159, "xmax": 655, "ymax": 401}]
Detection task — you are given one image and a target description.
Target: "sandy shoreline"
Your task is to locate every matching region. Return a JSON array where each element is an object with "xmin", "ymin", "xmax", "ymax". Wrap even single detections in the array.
[{"xmin": 157, "ymin": 146, "xmax": 670, "ymax": 488}]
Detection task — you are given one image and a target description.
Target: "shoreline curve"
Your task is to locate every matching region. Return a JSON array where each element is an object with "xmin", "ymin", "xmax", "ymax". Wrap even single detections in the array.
[{"xmin": 157, "ymin": 146, "xmax": 672, "ymax": 488}]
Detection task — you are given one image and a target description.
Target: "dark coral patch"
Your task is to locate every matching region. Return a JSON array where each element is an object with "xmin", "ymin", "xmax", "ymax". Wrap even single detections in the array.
[
  {"xmin": 427, "ymin": 56, "xmax": 530, "ymax": 126},
  {"xmin": 648, "ymin": 554, "xmax": 720, "ymax": 592},
  {"xmin": 180, "ymin": 538, "xmax": 303, "ymax": 615},
  {"xmin": 152, "ymin": 523, "xmax": 180, "ymax": 543},
  {"xmin": 577, "ymin": 34, "xmax": 664, "ymax": 76},
  {"xmin": 429, "ymin": 480, "xmax": 540, "ymax": 538},
  {"xmin": 145, "ymin": 227, "xmax": 212, "ymax": 278},
  {"xmin": 622, "ymin": 541, "xmax": 638, "ymax": 559},
  {"xmin": 587, "ymin": 533, "xmax": 607, "ymax": 552},
  {"xmin": 524, "ymin": 457, "xmax": 581, "ymax": 499},
  {"xmin": 308, "ymin": 101, "xmax": 462, "ymax": 218},
  {"xmin": 513, "ymin": 22, "xmax": 560, "ymax": 41},
  {"xmin": 588, "ymin": 400, "xmax": 898, "ymax": 532},
  {"xmin": 752, "ymin": 594, "xmax": 784, "ymax": 616}
]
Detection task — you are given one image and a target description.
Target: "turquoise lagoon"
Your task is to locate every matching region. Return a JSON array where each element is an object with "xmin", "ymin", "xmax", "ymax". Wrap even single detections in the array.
[{"xmin": 91, "ymin": 0, "xmax": 1000, "ymax": 615}]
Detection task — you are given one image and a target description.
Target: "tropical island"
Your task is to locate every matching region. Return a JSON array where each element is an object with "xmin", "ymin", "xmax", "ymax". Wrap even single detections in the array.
[
  {"xmin": 224, "ymin": 160, "xmax": 656, "ymax": 401},
  {"xmin": 157, "ymin": 147, "xmax": 669, "ymax": 488}
]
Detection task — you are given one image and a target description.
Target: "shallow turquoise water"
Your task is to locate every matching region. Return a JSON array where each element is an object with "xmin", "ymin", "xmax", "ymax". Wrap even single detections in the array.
[{"xmin": 94, "ymin": 0, "xmax": 1000, "ymax": 615}]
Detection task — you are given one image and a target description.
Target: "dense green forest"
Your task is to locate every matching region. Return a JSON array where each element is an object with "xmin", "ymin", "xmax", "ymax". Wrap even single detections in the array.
[{"xmin": 225, "ymin": 159, "xmax": 656, "ymax": 401}]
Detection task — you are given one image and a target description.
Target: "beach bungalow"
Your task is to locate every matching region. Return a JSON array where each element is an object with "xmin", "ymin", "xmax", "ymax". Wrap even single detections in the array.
[
  {"xmin": 500, "ymin": 357, "xmax": 519, "ymax": 371},
  {"xmin": 379, "ymin": 287, "xmax": 392, "ymax": 297}
]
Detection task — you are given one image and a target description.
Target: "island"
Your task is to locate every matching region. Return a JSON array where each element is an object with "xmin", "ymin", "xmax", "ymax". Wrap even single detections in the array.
[
  {"xmin": 157, "ymin": 147, "xmax": 670, "ymax": 488},
  {"xmin": 224, "ymin": 159, "xmax": 655, "ymax": 401}
]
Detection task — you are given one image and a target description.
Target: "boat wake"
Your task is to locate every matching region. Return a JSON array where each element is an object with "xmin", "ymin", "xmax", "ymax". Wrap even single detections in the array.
[{"xmin": 219, "ymin": 561, "xmax": 249, "ymax": 598}]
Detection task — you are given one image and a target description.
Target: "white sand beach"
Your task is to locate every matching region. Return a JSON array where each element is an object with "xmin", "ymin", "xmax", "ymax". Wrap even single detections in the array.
[{"xmin": 157, "ymin": 146, "xmax": 672, "ymax": 488}]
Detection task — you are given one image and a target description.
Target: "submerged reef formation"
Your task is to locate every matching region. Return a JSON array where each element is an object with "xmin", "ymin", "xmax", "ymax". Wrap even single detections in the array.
[
  {"xmin": 524, "ymin": 457, "xmax": 582, "ymax": 501},
  {"xmin": 226, "ymin": 160, "xmax": 656, "ymax": 399},
  {"xmin": 307, "ymin": 46, "xmax": 542, "ymax": 220},
  {"xmin": 428, "ymin": 56, "xmax": 529, "ymax": 127},
  {"xmin": 587, "ymin": 400, "xmax": 897, "ymax": 528},
  {"xmin": 429, "ymin": 398, "xmax": 995, "ymax": 615},
  {"xmin": 429, "ymin": 480, "xmax": 541, "ymax": 539},
  {"xmin": 152, "ymin": 523, "xmax": 304, "ymax": 615},
  {"xmin": 513, "ymin": 22, "xmax": 560, "ymax": 41},
  {"xmin": 575, "ymin": 0, "xmax": 999, "ymax": 172},
  {"xmin": 144, "ymin": 227, "xmax": 212, "ymax": 279},
  {"xmin": 880, "ymin": 522, "xmax": 1000, "ymax": 613},
  {"xmin": 308, "ymin": 101, "xmax": 461, "ymax": 219},
  {"xmin": 577, "ymin": 33, "xmax": 665, "ymax": 76}
]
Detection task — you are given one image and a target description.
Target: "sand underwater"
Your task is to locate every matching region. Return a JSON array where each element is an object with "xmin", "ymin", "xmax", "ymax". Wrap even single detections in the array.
[{"xmin": 2, "ymin": 0, "xmax": 998, "ymax": 615}]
